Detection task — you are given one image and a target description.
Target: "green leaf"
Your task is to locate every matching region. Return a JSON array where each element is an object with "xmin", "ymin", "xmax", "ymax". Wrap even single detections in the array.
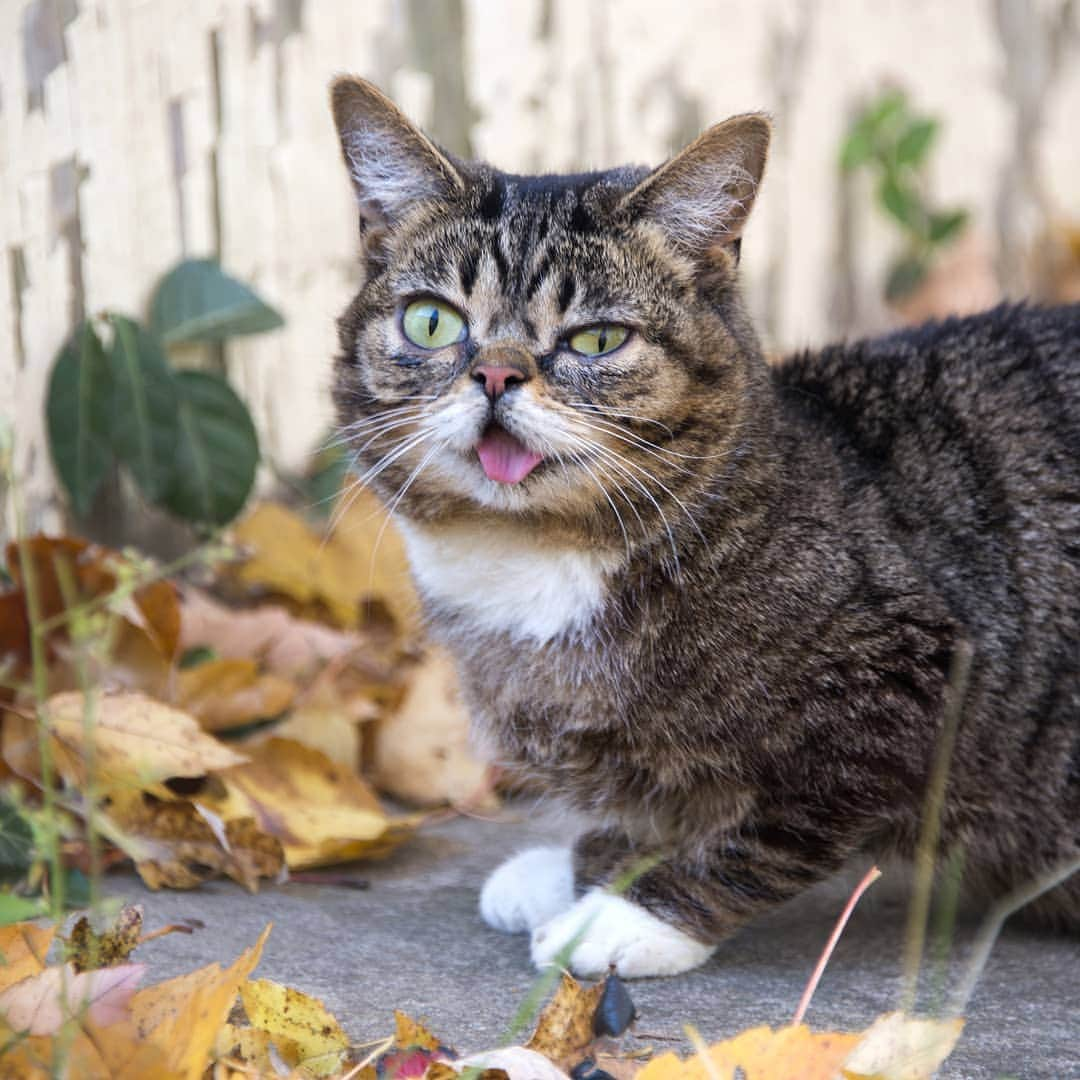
[
  {"xmin": 150, "ymin": 258, "xmax": 284, "ymax": 346},
  {"xmin": 878, "ymin": 173, "xmax": 920, "ymax": 229},
  {"xmin": 160, "ymin": 371, "xmax": 259, "ymax": 525},
  {"xmin": 866, "ymin": 88, "xmax": 908, "ymax": 132},
  {"xmin": 0, "ymin": 799, "xmax": 34, "ymax": 880},
  {"xmin": 885, "ymin": 255, "xmax": 929, "ymax": 301},
  {"xmin": 46, "ymin": 321, "xmax": 114, "ymax": 517},
  {"xmin": 107, "ymin": 315, "xmax": 180, "ymax": 502},
  {"xmin": 62, "ymin": 867, "xmax": 92, "ymax": 909},
  {"xmin": 928, "ymin": 208, "xmax": 968, "ymax": 245},
  {"xmin": 0, "ymin": 893, "xmax": 45, "ymax": 926},
  {"xmin": 896, "ymin": 118, "xmax": 938, "ymax": 168},
  {"xmin": 840, "ymin": 128, "xmax": 875, "ymax": 172}
]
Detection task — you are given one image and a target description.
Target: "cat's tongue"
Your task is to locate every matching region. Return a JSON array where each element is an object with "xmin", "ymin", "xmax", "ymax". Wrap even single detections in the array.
[{"xmin": 476, "ymin": 426, "xmax": 543, "ymax": 484}]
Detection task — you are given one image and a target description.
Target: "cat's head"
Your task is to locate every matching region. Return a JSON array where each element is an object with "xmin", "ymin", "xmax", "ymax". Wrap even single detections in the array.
[{"xmin": 331, "ymin": 77, "xmax": 770, "ymax": 552}]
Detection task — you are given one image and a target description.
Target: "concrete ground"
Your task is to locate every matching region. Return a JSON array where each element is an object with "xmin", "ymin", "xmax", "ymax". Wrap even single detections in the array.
[{"xmin": 110, "ymin": 801, "xmax": 1078, "ymax": 1079}]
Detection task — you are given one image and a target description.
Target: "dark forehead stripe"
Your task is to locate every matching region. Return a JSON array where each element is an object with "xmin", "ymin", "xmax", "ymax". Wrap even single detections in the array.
[
  {"xmin": 459, "ymin": 245, "xmax": 480, "ymax": 295},
  {"xmin": 489, "ymin": 231, "xmax": 510, "ymax": 288},
  {"xmin": 558, "ymin": 272, "xmax": 576, "ymax": 314},
  {"xmin": 478, "ymin": 179, "xmax": 506, "ymax": 222}
]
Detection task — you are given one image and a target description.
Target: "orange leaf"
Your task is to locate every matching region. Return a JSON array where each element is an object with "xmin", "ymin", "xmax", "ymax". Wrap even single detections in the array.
[
  {"xmin": 0, "ymin": 923, "xmax": 56, "ymax": 993},
  {"xmin": 525, "ymin": 973, "xmax": 605, "ymax": 1068},
  {"xmin": 133, "ymin": 578, "xmax": 181, "ymax": 659},
  {"xmin": 637, "ymin": 1024, "xmax": 861, "ymax": 1080},
  {"xmin": 129, "ymin": 924, "xmax": 271, "ymax": 1080}
]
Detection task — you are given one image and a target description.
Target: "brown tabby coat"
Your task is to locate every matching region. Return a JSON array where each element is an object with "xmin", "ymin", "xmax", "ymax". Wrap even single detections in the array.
[{"xmin": 330, "ymin": 77, "xmax": 1080, "ymax": 944}]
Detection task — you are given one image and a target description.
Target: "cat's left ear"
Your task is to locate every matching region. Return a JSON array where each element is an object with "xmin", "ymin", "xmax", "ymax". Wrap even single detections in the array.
[
  {"xmin": 330, "ymin": 75, "xmax": 465, "ymax": 234},
  {"xmin": 620, "ymin": 114, "xmax": 771, "ymax": 263}
]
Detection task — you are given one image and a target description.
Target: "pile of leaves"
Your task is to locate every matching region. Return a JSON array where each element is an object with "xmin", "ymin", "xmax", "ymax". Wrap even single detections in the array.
[
  {"xmin": 0, "ymin": 492, "xmax": 491, "ymax": 912},
  {"xmin": 0, "ymin": 903, "xmax": 964, "ymax": 1079}
]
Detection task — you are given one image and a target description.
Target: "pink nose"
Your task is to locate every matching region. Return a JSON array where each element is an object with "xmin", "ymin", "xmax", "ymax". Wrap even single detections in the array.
[{"xmin": 472, "ymin": 364, "xmax": 528, "ymax": 400}]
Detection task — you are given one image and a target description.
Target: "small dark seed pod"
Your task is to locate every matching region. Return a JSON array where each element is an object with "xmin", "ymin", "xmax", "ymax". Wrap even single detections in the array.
[
  {"xmin": 592, "ymin": 970, "xmax": 637, "ymax": 1037},
  {"xmin": 570, "ymin": 1058, "xmax": 596, "ymax": 1080}
]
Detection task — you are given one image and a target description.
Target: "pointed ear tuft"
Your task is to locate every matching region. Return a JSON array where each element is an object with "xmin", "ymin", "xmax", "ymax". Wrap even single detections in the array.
[
  {"xmin": 622, "ymin": 114, "xmax": 771, "ymax": 261},
  {"xmin": 330, "ymin": 75, "xmax": 464, "ymax": 232}
]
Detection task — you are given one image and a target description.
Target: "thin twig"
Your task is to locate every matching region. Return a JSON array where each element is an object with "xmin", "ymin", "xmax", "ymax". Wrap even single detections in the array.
[{"xmin": 792, "ymin": 864, "xmax": 882, "ymax": 1026}]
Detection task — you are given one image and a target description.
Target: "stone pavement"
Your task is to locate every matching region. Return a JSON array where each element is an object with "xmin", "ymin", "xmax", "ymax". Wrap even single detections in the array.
[{"xmin": 109, "ymin": 801, "xmax": 1078, "ymax": 1079}]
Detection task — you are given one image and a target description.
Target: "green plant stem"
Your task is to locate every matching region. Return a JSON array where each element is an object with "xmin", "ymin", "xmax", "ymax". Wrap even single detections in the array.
[
  {"xmin": 927, "ymin": 844, "xmax": 966, "ymax": 1015},
  {"xmin": 901, "ymin": 639, "xmax": 973, "ymax": 1013}
]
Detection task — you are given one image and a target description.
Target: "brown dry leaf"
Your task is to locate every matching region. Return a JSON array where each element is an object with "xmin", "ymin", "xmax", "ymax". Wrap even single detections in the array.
[
  {"xmin": 0, "ymin": 590, "xmax": 31, "ymax": 677},
  {"xmin": 66, "ymin": 903, "xmax": 143, "ymax": 972},
  {"xmin": 0, "ymin": 961, "xmax": 144, "ymax": 1035},
  {"xmin": 175, "ymin": 658, "xmax": 296, "ymax": 732},
  {"xmin": 370, "ymin": 648, "xmax": 493, "ymax": 809},
  {"xmin": 637, "ymin": 1024, "xmax": 861, "ymax": 1080},
  {"xmin": 842, "ymin": 1012, "xmax": 964, "ymax": 1079},
  {"xmin": 526, "ymin": 973, "xmax": 605, "ymax": 1070},
  {"xmin": 99, "ymin": 788, "xmax": 284, "ymax": 892},
  {"xmin": 0, "ymin": 923, "xmax": 55, "ymax": 993},
  {"xmin": 205, "ymin": 736, "xmax": 418, "ymax": 870},
  {"xmin": 228, "ymin": 498, "xmax": 420, "ymax": 633},
  {"xmin": 101, "ymin": 617, "xmax": 173, "ymax": 698},
  {"xmin": 178, "ymin": 587, "xmax": 398, "ymax": 683},
  {"xmin": 133, "ymin": 578, "xmax": 182, "ymax": 659},
  {"xmin": 5, "ymin": 536, "xmax": 106, "ymax": 624},
  {"xmin": 129, "ymin": 923, "xmax": 271, "ymax": 1080},
  {"xmin": 239, "ymin": 978, "xmax": 350, "ymax": 1077},
  {"xmin": 36, "ymin": 691, "xmax": 247, "ymax": 794}
]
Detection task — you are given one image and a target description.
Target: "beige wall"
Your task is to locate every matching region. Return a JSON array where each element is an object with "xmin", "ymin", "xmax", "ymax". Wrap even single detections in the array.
[{"xmin": 2, "ymin": 0, "xmax": 1078, "ymax": 534}]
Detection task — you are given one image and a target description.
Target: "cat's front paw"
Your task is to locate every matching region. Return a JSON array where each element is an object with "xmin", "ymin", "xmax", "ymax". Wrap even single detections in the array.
[
  {"xmin": 530, "ymin": 890, "xmax": 716, "ymax": 978},
  {"xmin": 480, "ymin": 846, "xmax": 576, "ymax": 934}
]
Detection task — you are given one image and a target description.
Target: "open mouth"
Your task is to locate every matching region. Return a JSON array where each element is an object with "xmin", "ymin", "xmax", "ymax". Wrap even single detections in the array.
[{"xmin": 475, "ymin": 424, "xmax": 544, "ymax": 484}]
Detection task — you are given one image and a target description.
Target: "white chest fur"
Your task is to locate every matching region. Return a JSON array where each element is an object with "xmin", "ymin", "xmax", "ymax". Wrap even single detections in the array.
[{"xmin": 398, "ymin": 520, "xmax": 616, "ymax": 643}]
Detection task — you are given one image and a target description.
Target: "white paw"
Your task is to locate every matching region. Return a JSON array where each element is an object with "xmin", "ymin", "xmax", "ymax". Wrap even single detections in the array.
[
  {"xmin": 530, "ymin": 890, "xmax": 716, "ymax": 978},
  {"xmin": 480, "ymin": 846, "xmax": 575, "ymax": 934}
]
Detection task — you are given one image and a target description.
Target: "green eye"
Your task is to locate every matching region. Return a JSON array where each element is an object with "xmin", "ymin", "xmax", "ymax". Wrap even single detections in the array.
[
  {"xmin": 402, "ymin": 299, "xmax": 467, "ymax": 349},
  {"xmin": 568, "ymin": 324, "xmax": 629, "ymax": 358}
]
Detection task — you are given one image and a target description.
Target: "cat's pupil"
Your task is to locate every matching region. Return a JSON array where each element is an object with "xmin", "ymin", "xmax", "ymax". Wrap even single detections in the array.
[
  {"xmin": 597, "ymin": 329, "xmax": 607, "ymax": 352},
  {"xmin": 428, "ymin": 309, "xmax": 439, "ymax": 337}
]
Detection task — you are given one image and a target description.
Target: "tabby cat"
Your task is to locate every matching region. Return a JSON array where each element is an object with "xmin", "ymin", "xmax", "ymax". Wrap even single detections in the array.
[{"xmin": 329, "ymin": 76, "xmax": 1080, "ymax": 977}]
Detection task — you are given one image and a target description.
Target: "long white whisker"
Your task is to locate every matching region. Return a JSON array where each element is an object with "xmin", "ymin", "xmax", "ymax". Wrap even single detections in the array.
[
  {"xmin": 564, "ymin": 402, "xmax": 675, "ymax": 436},
  {"xmin": 567, "ymin": 449, "xmax": 630, "ymax": 558},
  {"xmin": 567, "ymin": 416, "xmax": 696, "ymax": 473}
]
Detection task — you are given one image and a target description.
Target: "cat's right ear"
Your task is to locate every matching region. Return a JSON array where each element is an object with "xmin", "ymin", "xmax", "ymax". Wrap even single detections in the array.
[
  {"xmin": 620, "ymin": 114, "xmax": 771, "ymax": 265},
  {"xmin": 330, "ymin": 76, "xmax": 464, "ymax": 235}
]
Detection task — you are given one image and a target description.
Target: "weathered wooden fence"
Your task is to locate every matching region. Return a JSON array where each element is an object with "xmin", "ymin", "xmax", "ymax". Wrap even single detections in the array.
[{"xmin": 2, "ymin": 0, "xmax": 1078, "ymax": 533}]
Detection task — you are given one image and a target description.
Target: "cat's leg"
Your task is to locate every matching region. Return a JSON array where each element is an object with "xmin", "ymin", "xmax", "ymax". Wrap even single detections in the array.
[
  {"xmin": 479, "ymin": 846, "xmax": 576, "ymax": 934},
  {"xmin": 531, "ymin": 825, "xmax": 855, "ymax": 977}
]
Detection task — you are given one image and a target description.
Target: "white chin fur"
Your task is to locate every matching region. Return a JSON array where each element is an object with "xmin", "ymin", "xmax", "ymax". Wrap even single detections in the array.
[
  {"xmin": 480, "ymin": 846, "xmax": 576, "ymax": 934},
  {"xmin": 530, "ymin": 889, "xmax": 716, "ymax": 978}
]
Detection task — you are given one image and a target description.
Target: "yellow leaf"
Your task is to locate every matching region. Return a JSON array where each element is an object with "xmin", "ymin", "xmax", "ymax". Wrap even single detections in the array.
[
  {"xmin": 370, "ymin": 647, "xmax": 494, "ymax": 808},
  {"xmin": 240, "ymin": 978, "xmax": 350, "ymax": 1077},
  {"xmin": 215, "ymin": 1021, "xmax": 302, "ymax": 1074},
  {"xmin": 229, "ymin": 499, "xmax": 420, "ymax": 633},
  {"xmin": 38, "ymin": 691, "xmax": 247, "ymax": 793},
  {"xmin": 394, "ymin": 1009, "xmax": 442, "ymax": 1051},
  {"xmin": 637, "ymin": 1024, "xmax": 861, "ymax": 1080},
  {"xmin": 129, "ymin": 924, "xmax": 271, "ymax": 1080},
  {"xmin": 206, "ymin": 737, "xmax": 418, "ymax": 870},
  {"xmin": 99, "ymin": 788, "xmax": 284, "ymax": 892},
  {"xmin": 0, "ymin": 923, "xmax": 55, "ymax": 993},
  {"xmin": 525, "ymin": 973, "xmax": 605, "ymax": 1069},
  {"xmin": 842, "ymin": 1012, "xmax": 964, "ymax": 1080},
  {"xmin": 176, "ymin": 657, "xmax": 296, "ymax": 732}
]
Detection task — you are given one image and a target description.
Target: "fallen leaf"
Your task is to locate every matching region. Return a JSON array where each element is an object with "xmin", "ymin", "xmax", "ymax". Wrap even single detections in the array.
[
  {"xmin": 395, "ymin": 1008, "xmax": 443, "ymax": 1052},
  {"xmin": 0, "ymin": 1016, "xmax": 183, "ymax": 1080},
  {"xmin": 526, "ymin": 973, "xmax": 605, "ymax": 1069},
  {"xmin": 175, "ymin": 657, "xmax": 296, "ymax": 732},
  {"xmin": 637, "ymin": 1024, "xmax": 861, "ymax": 1080},
  {"xmin": 0, "ymin": 961, "xmax": 144, "ymax": 1035},
  {"xmin": 228, "ymin": 498, "xmax": 420, "ymax": 633},
  {"xmin": 99, "ymin": 789, "xmax": 284, "ymax": 892},
  {"xmin": 66, "ymin": 903, "xmax": 143, "ymax": 972},
  {"xmin": 133, "ymin": 578, "xmax": 182, "ymax": 659},
  {"xmin": 842, "ymin": 1011, "xmax": 964, "ymax": 1080},
  {"xmin": 240, "ymin": 978, "xmax": 350, "ymax": 1077},
  {"xmin": 215, "ymin": 1021, "xmax": 302, "ymax": 1076},
  {"xmin": 205, "ymin": 737, "xmax": 418, "ymax": 870},
  {"xmin": 178, "ymin": 587, "xmax": 398, "ymax": 682},
  {"xmin": 0, "ymin": 922, "xmax": 56, "ymax": 993},
  {"xmin": 369, "ymin": 648, "xmax": 492, "ymax": 809},
  {"xmin": 456, "ymin": 1046, "xmax": 570, "ymax": 1079},
  {"xmin": 129, "ymin": 923, "xmax": 270, "ymax": 1080},
  {"xmin": 36, "ymin": 691, "xmax": 247, "ymax": 794}
]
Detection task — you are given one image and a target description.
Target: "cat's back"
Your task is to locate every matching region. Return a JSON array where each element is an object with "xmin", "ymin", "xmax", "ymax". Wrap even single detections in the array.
[{"xmin": 772, "ymin": 301, "xmax": 1080, "ymax": 695}]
